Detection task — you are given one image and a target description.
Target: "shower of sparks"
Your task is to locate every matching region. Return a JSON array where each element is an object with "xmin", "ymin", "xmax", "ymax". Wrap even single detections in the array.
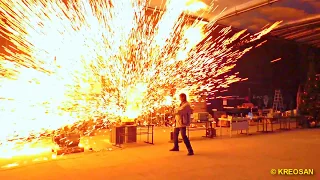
[
  {"xmin": 271, "ymin": 58, "xmax": 282, "ymax": 63},
  {"xmin": 0, "ymin": 0, "xmax": 280, "ymax": 156}
]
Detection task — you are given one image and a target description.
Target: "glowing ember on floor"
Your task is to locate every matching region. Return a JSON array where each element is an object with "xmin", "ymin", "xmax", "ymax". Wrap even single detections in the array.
[{"xmin": 0, "ymin": 0, "xmax": 280, "ymax": 157}]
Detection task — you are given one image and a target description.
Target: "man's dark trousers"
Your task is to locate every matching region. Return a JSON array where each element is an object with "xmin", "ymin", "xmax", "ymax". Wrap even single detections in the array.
[{"xmin": 173, "ymin": 127, "xmax": 193, "ymax": 152}]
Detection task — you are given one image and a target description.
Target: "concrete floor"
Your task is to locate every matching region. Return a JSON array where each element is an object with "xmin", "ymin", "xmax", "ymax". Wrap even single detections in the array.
[{"xmin": 0, "ymin": 128, "xmax": 319, "ymax": 180}]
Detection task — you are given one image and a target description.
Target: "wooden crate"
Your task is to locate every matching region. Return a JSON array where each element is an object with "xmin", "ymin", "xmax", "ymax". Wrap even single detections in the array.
[
  {"xmin": 125, "ymin": 125, "xmax": 137, "ymax": 143},
  {"xmin": 111, "ymin": 126, "xmax": 125, "ymax": 145}
]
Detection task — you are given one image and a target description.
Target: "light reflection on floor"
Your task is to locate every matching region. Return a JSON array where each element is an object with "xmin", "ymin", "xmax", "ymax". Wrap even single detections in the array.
[{"xmin": 0, "ymin": 129, "xmax": 114, "ymax": 169}]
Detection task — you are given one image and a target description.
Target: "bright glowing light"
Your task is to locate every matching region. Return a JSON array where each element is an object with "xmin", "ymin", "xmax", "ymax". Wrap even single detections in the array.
[
  {"xmin": 0, "ymin": 141, "xmax": 52, "ymax": 158},
  {"xmin": 124, "ymin": 83, "xmax": 148, "ymax": 120},
  {"xmin": 163, "ymin": 96, "xmax": 173, "ymax": 106},
  {"xmin": 185, "ymin": 0, "xmax": 209, "ymax": 12}
]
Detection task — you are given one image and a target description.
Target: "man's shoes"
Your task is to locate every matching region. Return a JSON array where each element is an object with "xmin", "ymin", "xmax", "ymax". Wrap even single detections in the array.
[
  {"xmin": 187, "ymin": 151, "xmax": 194, "ymax": 156},
  {"xmin": 169, "ymin": 148, "xmax": 179, "ymax": 151}
]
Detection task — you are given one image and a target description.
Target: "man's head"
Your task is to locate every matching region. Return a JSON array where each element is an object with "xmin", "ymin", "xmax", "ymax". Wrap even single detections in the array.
[{"xmin": 179, "ymin": 93, "xmax": 187, "ymax": 102}]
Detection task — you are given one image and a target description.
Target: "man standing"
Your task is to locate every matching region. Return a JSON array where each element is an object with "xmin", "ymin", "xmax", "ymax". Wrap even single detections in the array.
[{"xmin": 170, "ymin": 93, "xmax": 194, "ymax": 155}]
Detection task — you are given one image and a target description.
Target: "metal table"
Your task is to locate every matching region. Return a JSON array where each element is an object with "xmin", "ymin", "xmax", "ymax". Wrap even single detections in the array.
[
  {"xmin": 256, "ymin": 117, "xmax": 277, "ymax": 133},
  {"xmin": 219, "ymin": 117, "xmax": 249, "ymax": 137},
  {"xmin": 278, "ymin": 117, "xmax": 296, "ymax": 130},
  {"xmin": 138, "ymin": 124, "xmax": 154, "ymax": 144}
]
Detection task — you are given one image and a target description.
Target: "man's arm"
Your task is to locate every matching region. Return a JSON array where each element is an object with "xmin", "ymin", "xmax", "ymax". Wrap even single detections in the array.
[{"xmin": 176, "ymin": 103, "xmax": 191, "ymax": 115}]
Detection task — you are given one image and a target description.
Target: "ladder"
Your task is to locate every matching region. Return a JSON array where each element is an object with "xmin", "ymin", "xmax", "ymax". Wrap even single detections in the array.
[{"xmin": 272, "ymin": 90, "xmax": 284, "ymax": 112}]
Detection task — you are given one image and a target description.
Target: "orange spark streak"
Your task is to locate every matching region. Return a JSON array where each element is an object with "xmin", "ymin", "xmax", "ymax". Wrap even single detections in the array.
[{"xmin": 271, "ymin": 58, "xmax": 282, "ymax": 63}]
